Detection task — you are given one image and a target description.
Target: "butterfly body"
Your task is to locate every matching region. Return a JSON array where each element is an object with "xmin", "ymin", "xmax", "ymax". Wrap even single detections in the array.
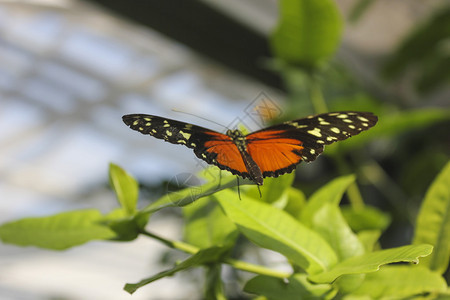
[{"xmin": 123, "ymin": 111, "xmax": 377, "ymax": 185}]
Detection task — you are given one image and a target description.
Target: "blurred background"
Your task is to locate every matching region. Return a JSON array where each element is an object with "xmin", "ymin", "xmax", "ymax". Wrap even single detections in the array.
[{"xmin": 0, "ymin": 0, "xmax": 449, "ymax": 299}]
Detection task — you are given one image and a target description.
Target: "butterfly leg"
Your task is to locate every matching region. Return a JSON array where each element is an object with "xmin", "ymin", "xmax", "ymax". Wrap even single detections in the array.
[
  {"xmin": 236, "ymin": 176, "xmax": 241, "ymax": 200},
  {"xmin": 257, "ymin": 185, "xmax": 262, "ymax": 198}
]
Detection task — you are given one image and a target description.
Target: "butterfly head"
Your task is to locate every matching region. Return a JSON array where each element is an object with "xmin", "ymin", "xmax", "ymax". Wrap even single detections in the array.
[{"xmin": 226, "ymin": 129, "xmax": 245, "ymax": 140}]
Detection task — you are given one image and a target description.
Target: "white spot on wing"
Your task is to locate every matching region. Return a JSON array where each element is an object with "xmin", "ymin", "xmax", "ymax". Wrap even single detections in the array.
[
  {"xmin": 358, "ymin": 116, "xmax": 369, "ymax": 122},
  {"xmin": 307, "ymin": 128, "xmax": 322, "ymax": 137},
  {"xmin": 330, "ymin": 127, "xmax": 340, "ymax": 133},
  {"xmin": 180, "ymin": 131, "xmax": 191, "ymax": 140}
]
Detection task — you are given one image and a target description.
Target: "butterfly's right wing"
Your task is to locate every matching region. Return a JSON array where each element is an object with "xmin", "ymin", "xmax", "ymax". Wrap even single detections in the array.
[
  {"xmin": 122, "ymin": 114, "xmax": 249, "ymax": 178},
  {"xmin": 245, "ymin": 111, "xmax": 378, "ymax": 178}
]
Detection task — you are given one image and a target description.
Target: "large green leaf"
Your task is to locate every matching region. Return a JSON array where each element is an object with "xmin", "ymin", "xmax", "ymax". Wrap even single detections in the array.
[
  {"xmin": 109, "ymin": 163, "xmax": 138, "ymax": 215},
  {"xmin": 341, "ymin": 205, "xmax": 391, "ymax": 232},
  {"xmin": 183, "ymin": 195, "xmax": 237, "ymax": 249},
  {"xmin": 245, "ymin": 172, "xmax": 295, "ymax": 204},
  {"xmin": 300, "ymin": 175, "xmax": 355, "ymax": 227},
  {"xmin": 218, "ymin": 190, "xmax": 337, "ymax": 274},
  {"xmin": 284, "ymin": 187, "xmax": 307, "ymax": 219},
  {"xmin": 350, "ymin": 265, "xmax": 447, "ymax": 298},
  {"xmin": 308, "ymin": 244, "xmax": 433, "ymax": 283},
  {"xmin": 244, "ymin": 274, "xmax": 335, "ymax": 300},
  {"xmin": 0, "ymin": 210, "xmax": 116, "ymax": 250},
  {"xmin": 101, "ymin": 208, "xmax": 149, "ymax": 241},
  {"xmin": 124, "ymin": 246, "xmax": 228, "ymax": 294},
  {"xmin": 413, "ymin": 161, "xmax": 450, "ymax": 274},
  {"xmin": 312, "ymin": 203, "xmax": 365, "ymax": 261},
  {"xmin": 270, "ymin": 0, "xmax": 343, "ymax": 67}
]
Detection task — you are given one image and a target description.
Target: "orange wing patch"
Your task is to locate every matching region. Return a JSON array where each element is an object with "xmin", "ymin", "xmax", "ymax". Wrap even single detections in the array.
[
  {"xmin": 203, "ymin": 138, "xmax": 249, "ymax": 177},
  {"xmin": 246, "ymin": 131, "xmax": 304, "ymax": 177}
]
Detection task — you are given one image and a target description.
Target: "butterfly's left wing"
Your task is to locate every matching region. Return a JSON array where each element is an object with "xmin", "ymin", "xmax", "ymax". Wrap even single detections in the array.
[
  {"xmin": 122, "ymin": 114, "xmax": 251, "ymax": 178},
  {"xmin": 245, "ymin": 111, "xmax": 378, "ymax": 178}
]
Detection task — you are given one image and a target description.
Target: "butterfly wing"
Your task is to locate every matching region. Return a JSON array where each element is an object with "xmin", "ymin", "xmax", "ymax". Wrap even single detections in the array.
[
  {"xmin": 246, "ymin": 111, "xmax": 378, "ymax": 178},
  {"xmin": 122, "ymin": 114, "xmax": 250, "ymax": 178}
]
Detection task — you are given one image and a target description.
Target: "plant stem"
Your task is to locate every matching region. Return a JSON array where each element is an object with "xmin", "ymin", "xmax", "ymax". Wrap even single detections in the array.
[
  {"xmin": 140, "ymin": 230, "xmax": 198, "ymax": 254},
  {"xmin": 140, "ymin": 229, "xmax": 291, "ymax": 278},
  {"xmin": 310, "ymin": 76, "xmax": 328, "ymax": 114},
  {"xmin": 346, "ymin": 182, "xmax": 365, "ymax": 211},
  {"xmin": 333, "ymin": 152, "xmax": 365, "ymax": 210},
  {"xmin": 224, "ymin": 258, "xmax": 290, "ymax": 279}
]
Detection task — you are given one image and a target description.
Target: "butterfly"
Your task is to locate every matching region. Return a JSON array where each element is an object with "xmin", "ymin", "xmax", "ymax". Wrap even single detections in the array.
[{"xmin": 122, "ymin": 111, "xmax": 377, "ymax": 185}]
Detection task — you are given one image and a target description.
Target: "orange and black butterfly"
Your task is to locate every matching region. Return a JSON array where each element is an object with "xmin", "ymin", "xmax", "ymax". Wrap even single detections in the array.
[{"xmin": 122, "ymin": 112, "xmax": 377, "ymax": 185}]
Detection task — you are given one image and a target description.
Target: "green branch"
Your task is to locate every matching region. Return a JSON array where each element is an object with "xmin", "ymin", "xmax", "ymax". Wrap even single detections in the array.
[{"xmin": 140, "ymin": 229, "xmax": 291, "ymax": 279}]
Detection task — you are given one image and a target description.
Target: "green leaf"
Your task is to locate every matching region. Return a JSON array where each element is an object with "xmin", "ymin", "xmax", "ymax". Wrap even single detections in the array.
[
  {"xmin": 350, "ymin": 265, "xmax": 447, "ymax": 298},
  {"xmin": 270, "ymin": 0, "xmax": 343, "ymax": 67},
  {"xmin": 101, "ymin": 207, "xmax": 150, "ymax": 241},
  {"xmin": 0, "ymin": 210, "xmax": 116, "ymax": 250},
  {"xmin": 284, "ymin": 187, "xmax": 307, "ymax": 219},
  {"xmin": 357, "ymin": 230, "xmax": 382, "ymax": 253},
  {"xmin": 218, "ymin": 190, "xmax": 337, "ymax": 274},
  {"xmin": 312, "ymin": 203, "xmax": 365, "ymax": 261},
  {"xmin": 109, "ymin": 163, "xmax": 138, "ymax": 215},
  {"xmin": 341, "ymin": 205, "xmax": 391, "ymax": 232},
  {"xmin": 245, "ymin": 172, "xmax": 295, "ymax": 203},
  {"xmin": 300, "ymin": 175, "xmax": 364, "ymax": 261},
  {"xmin": 413, "ymin": 161, "xmax": 450, "ymax": 274},
  {"xmin": 140, "ymin": 174, "xmax": 247, "ymax": 215},
  {"xmin": 124, "ymin": 246, "xmax": 228, "ymax": 294},
  {"xmin": 334, "ymin": 274, "xmax": 365, "ymax": 294},
  {"xmin": 183, "ymin": 196, "xmax": 237, "ymax": 249},
  {"xmin": 300, "ymin": 175, "xmax": 355, "ymax": 227},
  {"xmin": 244, "ymin": 274, "xmax": 335, "ymax": 300},
  {"xmin": 309, "ymin": 244, "xmax": 433, "ymax": 283}
]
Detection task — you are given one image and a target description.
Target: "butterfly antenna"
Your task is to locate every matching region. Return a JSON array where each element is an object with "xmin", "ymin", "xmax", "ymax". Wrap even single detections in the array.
[{"xmin": 172, "ymin": 109, "xmax": 229, "ymax": 130}]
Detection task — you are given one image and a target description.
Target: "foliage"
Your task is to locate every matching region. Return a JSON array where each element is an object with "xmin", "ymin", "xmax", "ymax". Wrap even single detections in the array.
[
  {"xmin": 1, "ymin": 162, "xmax": 449, "ymax": 298},
  {"xmin": 270, "ymin": 0, "xmax": 343, "ymax": 68},
  {"xmin": 1, "ymin": 0, "xmax": 449, "ymax": 298}
]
